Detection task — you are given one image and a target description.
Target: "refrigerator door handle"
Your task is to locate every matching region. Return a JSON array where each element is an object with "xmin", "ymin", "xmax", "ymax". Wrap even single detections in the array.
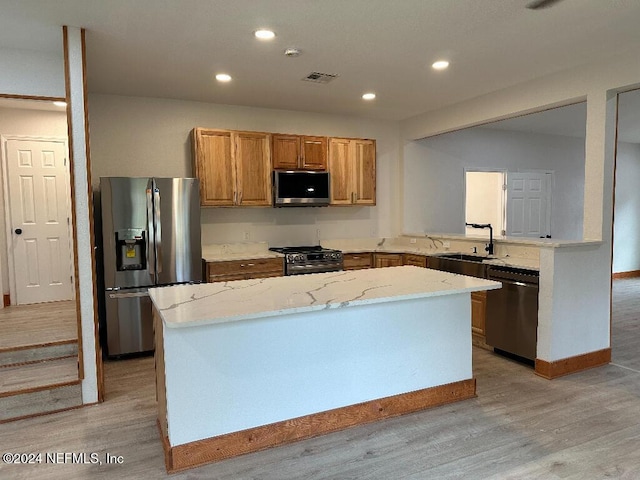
[
  {"xmin": 146, "ymin": 187, "xmax": 156, "ymax": 275},
  {"xmin": 154, "ymin": 187, "xmax": 163, "ymax": 273},
  {"xmin": 108, "ymin": 291, "xmax": 150, "ymax": 299}
]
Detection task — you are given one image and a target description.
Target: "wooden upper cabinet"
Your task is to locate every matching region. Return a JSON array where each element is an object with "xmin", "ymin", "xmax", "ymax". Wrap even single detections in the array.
[
  {"xmin": 328, "ymin": 138, "xmax": 352, "ymax": 205},
  {"xmin": 272, "ymin": 134, "xmax": 327, "ymax": 170},
  {"xmin": 234, "ymin": 131, "xmax": 272, "ymax": 206},
  {"xmin": 193, "ymin": 129, "xmax": 235, "ymax": 206},
  {"xmin": 271, "ymin": 135, "xmax": 299, "ymax": 170},
  {"xmin": 328, "ymin": 137, "xmax": 376, "ymax": 205},
  {"xmin": 192, "ymin": 128, "xmax": 271, "ymax": 207},
  {"xmin": 301, "ymin": 136, "xmax": 328, "ymax": 170},
  {"xmin": 354, "ymin": 139, "xmax": 376, "ymax": 204}
]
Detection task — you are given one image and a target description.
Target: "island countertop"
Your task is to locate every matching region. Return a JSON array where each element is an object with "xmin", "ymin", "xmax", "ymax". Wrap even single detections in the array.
[{"xmin": 149, "ymin": 265, "xmax": 501, "ymax": 328}]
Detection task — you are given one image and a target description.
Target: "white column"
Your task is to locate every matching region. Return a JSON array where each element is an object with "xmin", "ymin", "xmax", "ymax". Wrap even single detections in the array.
[{"xmin": 64, "ymin": 26, "xmax": 98, "ymax": 403}]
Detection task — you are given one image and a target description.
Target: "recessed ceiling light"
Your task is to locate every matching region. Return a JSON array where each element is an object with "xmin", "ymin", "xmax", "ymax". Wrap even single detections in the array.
[
  {"xmin": 432, "ymin": 60, "xmax": 450, "ymax": 70},
  {"xmin": 215, "ymin": 73, "xmax": 232, "ymax": 82},
  {"xmin": 362, "ymin": 93, "xmax": 376, "ymax": 101},
  {"xmin": 53, "ymin": 101, "xmax": 67, "ymax": 107},
  {"xmin": 254, "ymin": 29, "xmax": 276, "ymax": 40}
]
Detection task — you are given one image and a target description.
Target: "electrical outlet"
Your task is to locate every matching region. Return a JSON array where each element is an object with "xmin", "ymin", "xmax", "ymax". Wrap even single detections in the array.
[
  {"xmin": 243, "ymin": 231, "xmax": 250, "ymax": 241},
  {"xmin": 443, "ymin": 241, "xmax": 451, "ymax": 248},
  {"xmin": 316, "ymin": 228, "xmax": 321, "ymax": 240},
  {"xmin": 410, "ymin": 238, "xmax": 417, "ymax": 244}
]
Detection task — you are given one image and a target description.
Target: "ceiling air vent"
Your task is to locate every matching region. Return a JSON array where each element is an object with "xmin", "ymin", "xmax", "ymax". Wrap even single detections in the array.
[{"xmin": 302, "ymin": 72, "xmax": 338, "ymax": 84}]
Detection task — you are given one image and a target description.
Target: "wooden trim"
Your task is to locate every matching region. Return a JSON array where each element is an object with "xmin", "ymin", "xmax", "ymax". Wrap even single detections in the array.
[
  {"xmin": 154, "ymin": 308, "xmax": 168, "ymax": 439},
  {"xmin": 163, "ymin": 378, "xmax": 476, "ymax": 473},
  {"xmin": 535, "ymin": 348, "xmax": 611, "ymax": 379},
  {"xmin": 157, "ymin": 419, "xmax": 173, "ymax": 473},
  {"xmin": 0, "ymin": 339, "xmax": 76, "ymax": 354},
  {"xmin": 0, "ymin": 401, "xmax": 89, "ymax": 425},
  {"xmin": 3, "ymin": 294, "xmax": 9, "ymax": 307},
  {"xmin": 0, "ymin": 93, "xmax": 66, "ymax": 102},
  {"xmin": 612, "ymin": 270, "xmax": 640, "ymax": 279},
  {"xmin": 0, "ymin": 379, "xmax": 81, "ymax": 399}
]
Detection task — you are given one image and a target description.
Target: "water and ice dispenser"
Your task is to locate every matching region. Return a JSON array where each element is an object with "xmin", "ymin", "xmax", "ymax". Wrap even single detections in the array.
[{"xmin": 115, "ymin": 228, "xmax": 147, "ymax": 271}]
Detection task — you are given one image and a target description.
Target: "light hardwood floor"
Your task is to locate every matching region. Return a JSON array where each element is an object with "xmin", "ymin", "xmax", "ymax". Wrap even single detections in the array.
[
  {"xmin": 0, "ymin": 280, "xmax": 639, "ymax": 479},
  {"xmin": 0, "ymin": 301, "xmax": 77, "ymax": 350}
]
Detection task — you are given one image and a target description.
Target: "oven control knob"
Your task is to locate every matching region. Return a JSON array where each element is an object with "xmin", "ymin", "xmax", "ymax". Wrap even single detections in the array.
[{"xmin": 297, "ymin": 254, "xmax": 305, "ymax": 262}]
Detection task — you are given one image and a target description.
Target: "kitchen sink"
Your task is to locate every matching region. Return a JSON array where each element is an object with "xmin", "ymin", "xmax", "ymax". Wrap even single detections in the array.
[
  {"xmin": 428, "ymin": 254, "xmax": 488, "ymax": 278},
  {"xmin": 434, "ymin": 253, "xmax": 487, "ymax": 263}
]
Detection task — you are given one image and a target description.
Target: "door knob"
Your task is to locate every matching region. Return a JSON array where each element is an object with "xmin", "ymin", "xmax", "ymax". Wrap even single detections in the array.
[{"xmin": 14, "ymin": 228, "xmax": 22, "ymax": 235}]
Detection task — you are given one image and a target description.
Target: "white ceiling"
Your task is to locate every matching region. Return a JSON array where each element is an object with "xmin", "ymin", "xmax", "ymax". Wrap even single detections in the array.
[{"xmin": 2, "ymin": 0, "xmax": 640, "ymax": 122}]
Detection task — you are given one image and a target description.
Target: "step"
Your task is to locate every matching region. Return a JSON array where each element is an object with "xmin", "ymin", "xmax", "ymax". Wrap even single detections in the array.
[
  {"xmin": 0, "ymin": 383, "xmax": 82, "ymax": 422},
  {"xmin": 0, "ymin": 356, "xmax": 79, "ymax": 397},
  {"xmin": 0, "ymin": 341, "xmax": 78, "ymax": 368}
]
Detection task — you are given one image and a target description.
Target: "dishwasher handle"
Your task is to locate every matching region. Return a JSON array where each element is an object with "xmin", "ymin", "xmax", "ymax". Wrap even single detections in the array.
[{"xmin": 487, "ymin": 266, "xmax": 539, "ymax": 286}]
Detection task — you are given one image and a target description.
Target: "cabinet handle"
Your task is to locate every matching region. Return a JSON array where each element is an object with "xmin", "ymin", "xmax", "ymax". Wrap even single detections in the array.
[
  {"xmin": 239, "ymin": 191, "xmax": 243, "ymax": 204},
  {"xmin": 233, "ymin": 191, "xmax": 237, "ymax": 204},
  {"xmin": 240, "ymin": 263, "xmax": 255, "ymax": 268}
]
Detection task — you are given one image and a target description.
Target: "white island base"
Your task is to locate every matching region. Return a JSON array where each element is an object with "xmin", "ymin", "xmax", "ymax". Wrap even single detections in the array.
[{"xmin": 151, "ymin": 266, "xmax": 500, "ymax": 472}]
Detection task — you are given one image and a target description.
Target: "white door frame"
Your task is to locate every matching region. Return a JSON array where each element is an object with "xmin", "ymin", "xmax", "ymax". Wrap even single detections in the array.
[{"xmin": 1, "ymin": 134, "xmax": 74, "ymax": 305}]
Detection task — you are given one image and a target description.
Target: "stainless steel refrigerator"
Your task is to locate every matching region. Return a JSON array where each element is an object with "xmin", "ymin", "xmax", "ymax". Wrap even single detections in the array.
[{"xmin": 100, "ymin": 177, "xmax": 202, "ymax": 357}]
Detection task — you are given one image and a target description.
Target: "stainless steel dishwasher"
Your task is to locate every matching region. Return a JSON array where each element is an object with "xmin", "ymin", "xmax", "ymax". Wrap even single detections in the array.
[{"xmin": 485, "ymin": 265, "xmax": 539, "ymax": 363}]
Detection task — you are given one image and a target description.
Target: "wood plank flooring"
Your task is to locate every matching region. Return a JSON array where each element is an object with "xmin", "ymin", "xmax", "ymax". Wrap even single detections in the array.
[
  {"xmin": 0, "ymin": 279, "xmax": 639, "ymax": 479},
  {"xmin": 0, "ymin": 301, "xmax": 77, "ymax": 350}
]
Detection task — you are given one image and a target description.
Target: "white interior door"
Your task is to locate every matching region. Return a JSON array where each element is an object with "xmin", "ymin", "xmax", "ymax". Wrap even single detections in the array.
[
  {"xmin": 3, "ymin": 137, "xmax": 74, "ymax": 305},
  {"xmin": 506, "ymin": 171, "xmax": 552, "ymax": 238}
]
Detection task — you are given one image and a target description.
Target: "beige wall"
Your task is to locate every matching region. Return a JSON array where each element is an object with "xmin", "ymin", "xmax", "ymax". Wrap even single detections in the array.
[
  {"xmin": 88, "ymin": 94, "xmax": 402, "ymax": 246},
  {"xmin": 0, "ymin": 106, "xmax": 69, "ymax": 295}
]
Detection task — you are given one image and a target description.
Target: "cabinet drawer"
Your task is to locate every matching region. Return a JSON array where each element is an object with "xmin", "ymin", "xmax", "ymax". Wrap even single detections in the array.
[
  {"xmin": 403, "ymin": 254, "xmax": 427, "ymax": 268},
  {"xmin": 207, "ymin": 258, "xmax": 283, "ymax": 281},
  {"xmin": 343, "ymin": 253, "xmax": 373, "ymax": 270},
  {"xmin": 373, "ymin": 253, "xmax": 403, "ymax": 268}
]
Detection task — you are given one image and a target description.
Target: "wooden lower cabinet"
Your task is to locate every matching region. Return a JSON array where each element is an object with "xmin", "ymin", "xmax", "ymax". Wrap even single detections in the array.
[
  {"xmin": 343, "ymin": 253, "xmax": 373, "ymax": 270},
  {"xmin": 373, "ymin": 253, "xmax": 403, "ymax": 268},
  {"xmin": 206, "ymin": 258, "xmax": 283, "ymax": 283},
  {"xmin": 471, "ymin": 290, "xmax": 488, "ymax": 346},
  {"xmin": 403, "ymin": 254, "xmax": 427, "ymax": 268}
]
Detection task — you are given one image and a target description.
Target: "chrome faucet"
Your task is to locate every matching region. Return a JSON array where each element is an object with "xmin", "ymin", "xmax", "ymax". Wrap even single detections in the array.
[{"xmin": 465, "ymin": 223, "xmax": 494, "ymax": 255}]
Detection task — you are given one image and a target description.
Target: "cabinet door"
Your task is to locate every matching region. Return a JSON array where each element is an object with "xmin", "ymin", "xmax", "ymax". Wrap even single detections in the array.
[
  {"xmin": 374, "ymin": 253, "xmax": 403, "ymax": 268},
  {"xmin": 471, "ymin": 291, "xmax": 487, "ymax": 336},
  {"xmin": 272, "ymin": 134, "xmax": 300, "ymax": 170},
  {"xmin": 193, "ymin": 129, "xmax": 235, "ymax": 206},
  {"xmin": 234, "ymin": 132, "xmax": 272, "ymax": 206},
  {"xmin": 301, "ymin": 136, "xmax": 327, "ymax": 170},
  {"xmin": 328, "ymin": 138, "xmax": 353, "ymax": 204},
  {"xmin": 354, "ymin": 139, "xmax": 376, "ymax": 205}
]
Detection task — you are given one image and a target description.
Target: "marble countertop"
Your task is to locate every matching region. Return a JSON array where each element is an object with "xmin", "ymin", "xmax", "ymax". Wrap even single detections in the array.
[
  {"xmin": 403, "ymin": 232, "xmax": 602, "ymax": 248},
  {"xmin": 202, "ymin": 241, "xmax": 282, "ymax": 262},
  {"xmin": 150, "ymin": 266, "xmax": 501, "ymax": 329},
  {"xmin": 201, "ymin": 240, "xmax": 539, "ymax": 270},
  {"xmin": 321, "ymin": 239, "xmax": 539, "ymax": 270}
]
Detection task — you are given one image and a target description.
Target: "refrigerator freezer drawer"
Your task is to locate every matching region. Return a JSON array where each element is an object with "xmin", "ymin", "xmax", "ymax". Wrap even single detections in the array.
[{"xmin": 105, "ymin": 288, "xmax": 154, "ymax": 357}]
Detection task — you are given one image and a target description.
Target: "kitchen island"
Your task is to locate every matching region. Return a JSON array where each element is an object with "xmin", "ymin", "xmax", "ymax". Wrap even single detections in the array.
[{"xmin": 150, "ymin": 266, "xmax": 500, "ymax": 472}]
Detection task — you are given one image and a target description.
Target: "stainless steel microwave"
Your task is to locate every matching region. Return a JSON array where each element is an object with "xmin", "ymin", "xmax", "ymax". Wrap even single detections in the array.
[{"xmin": 273, "ymin": 170, "xmax": 330, "ymax": 207}]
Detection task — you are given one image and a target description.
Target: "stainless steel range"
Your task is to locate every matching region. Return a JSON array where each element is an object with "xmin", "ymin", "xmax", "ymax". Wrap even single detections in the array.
[{"xmin": 269, "ymin": 246, "xmax": 343, "ymax": 275}]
